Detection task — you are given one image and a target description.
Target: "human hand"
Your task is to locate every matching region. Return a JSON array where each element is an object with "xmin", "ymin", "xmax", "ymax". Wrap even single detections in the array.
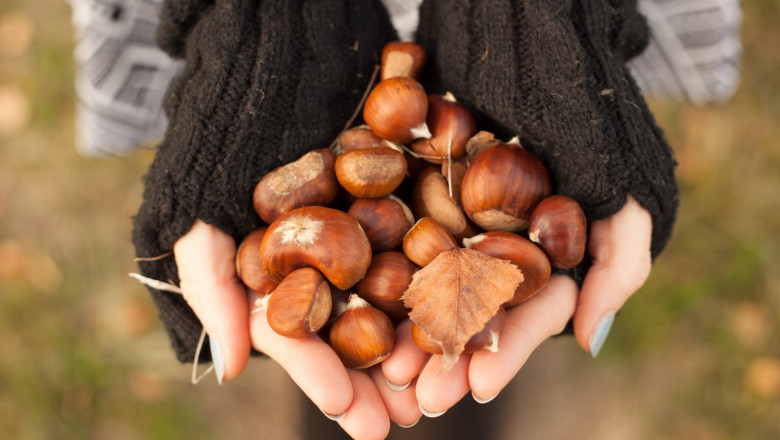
[
  {"xmin": 175, "ymin": 220, "xmax": 421, "ymax": 439},
  {"xmin": 173, "ymin": 220, "xmax": 252, "ymax": 383},
  {"xmin": 381, "ymin": 195, "xmax": 653, "ymax": 416}
]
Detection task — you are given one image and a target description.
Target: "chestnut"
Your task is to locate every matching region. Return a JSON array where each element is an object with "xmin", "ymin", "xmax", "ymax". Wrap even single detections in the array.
[
  {"xmin": 528, "ymin": 195, "xmax": 587, "ymax": 269},
  {"xmin": 354, "ymin": 251, "xmax": 416, "ymax": 321},
  {"xmin": 335, "ymin": 125, "xmax": 386, "ymax": 153},
  {"xmin": 329, "ymin": 294, "xmax": 395, "ymax": 369},
  {"xmin": 235, "ymin": 226, "xmax": 279, "ymax": 295},
  {"xmin": 463, "ymin": 231, "xmax": 551, "ymax": 307},
  {"xmin": 266, "ymin": 267, "xmax": 332, "ymax": 338},
  {"xmin": 460, "ymin": 138, "xmax": 552, "ymax": 232},
  {"xmin": 252, "ymin": 148, "xmax": 339, "ymax": 224},
  {"xmin": 363, "ymin": 76, "xmax": 431, "ymax": 144},
  {"xmin": 335, "ymin": 147, "xmax": 407, "ymax": 198},
  {"xmin": 410, "ymin": 92, "xmax": 476, "ymax": 163},
  {"xmin": 347, "ymin": 195, "xmax": 414, "ymax": 252},
  {"xmin": 381, "ymin": 41, "xmax": 426, "ymax": 81},
  {"xmin": 411, "ymin": 166, "xmax": 475, "ymax": 241},
  {"xmin": 402, "ymin": 217, "xmax": 458, "ymax": 267},
  {"xmin": 259, "ymin": 206, "xmax": 372, "ymax": 290}
]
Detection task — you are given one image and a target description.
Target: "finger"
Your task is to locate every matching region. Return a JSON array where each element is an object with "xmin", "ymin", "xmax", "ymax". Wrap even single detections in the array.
[
  {"xmin": 369, "ymin": 366, "xmax": 422, "ymax": 428},
  {"xmin": 381, "ymin": 320, "xmax": 429, "ymax": 391},
  {"xmin": 174, "ymin": 220, "xmax": 250, "ymax": 383},
  {"xmin": 415, "ymin": 353, "xmax": 471, "ymax": 417},
  {"xmin": 468, "ymin": 274, "xmax": 577, "ymax": 402},
  {"xmin": 574, "ymin": 194, "xmax": 653, "ymax": 356},
  {"xmin": 337, "ymin": 369, "xmax": 391, "ymax": 440},
  {"xmin": 247, "ymin": 292, "xmax": 353, "ymax": 418}
]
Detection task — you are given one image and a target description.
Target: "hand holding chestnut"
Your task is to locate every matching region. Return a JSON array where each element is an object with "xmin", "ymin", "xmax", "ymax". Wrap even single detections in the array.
[
  {"xmin": 234, "ymin": 39, "xmax": 651, "ymax": 378},
  {"xmin": 173, "ymin": 36, "xmax": 661, "ymax": 435}
]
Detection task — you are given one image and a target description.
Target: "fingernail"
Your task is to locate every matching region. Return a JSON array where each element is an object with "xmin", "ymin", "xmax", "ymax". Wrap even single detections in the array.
[
  {"xmin": 472, "ymin": 390, "xmax": 500, "ymax": 404},
  {"xmin": 397, "ymin": 419, "xmax": 420, "ymax": 428},
  {"xmin": 589, "ymin": 312, "xmax": 616, "ymax": 358},
  {"xmin": 418, "ymin": 403, "xmax": 446, "ymax": 418},
  {"xmin": 386, "ymin": 378, "xmax": 411, "ymax": 392},
  {"xmin": 209, "ymin": 335, "xmax": 225, "ymax": 385},
  {"xmin": 319, "ymin": 408, "xmax": 346, "ymax": 422}
]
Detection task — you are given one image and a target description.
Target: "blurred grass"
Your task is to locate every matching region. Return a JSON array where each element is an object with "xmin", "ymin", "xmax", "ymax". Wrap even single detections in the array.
[{"xmin": 0, "ymin": 0, "xmax": 778, "ymax": 439}]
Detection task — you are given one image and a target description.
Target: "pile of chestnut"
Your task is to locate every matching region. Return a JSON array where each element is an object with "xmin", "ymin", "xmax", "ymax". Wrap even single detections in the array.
[{"xmin": 235, "ymin": 41, "xmax": 587, "ymax": 369}]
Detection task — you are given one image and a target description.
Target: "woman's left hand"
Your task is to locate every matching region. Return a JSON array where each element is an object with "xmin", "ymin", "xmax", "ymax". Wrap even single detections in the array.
[{"xmin": 382, "ymin": 195, "xmax": 653, "ymax": 415}]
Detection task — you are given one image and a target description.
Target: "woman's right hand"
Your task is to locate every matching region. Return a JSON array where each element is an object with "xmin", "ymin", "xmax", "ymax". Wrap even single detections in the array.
[{"xmin": 174, "ymin": 220, "xmax": 422, "ymax": 439}]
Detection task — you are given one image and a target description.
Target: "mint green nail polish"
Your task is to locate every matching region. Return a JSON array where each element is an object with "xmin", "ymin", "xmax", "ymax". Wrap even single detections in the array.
[
  {"xmin": 209, "ymin": 335, "xmax": 225, "ymax": 384},
  {"xmin": 590, "ymin": 313, "xmax": 615, "ymax": 358}
]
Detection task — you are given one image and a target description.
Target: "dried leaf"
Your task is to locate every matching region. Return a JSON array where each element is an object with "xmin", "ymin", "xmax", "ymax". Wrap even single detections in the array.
[
  {"xmin": 402, "ymin": 248, "xmax": 523, "ymax": 371},
  {"xmin": 465, "ymin": 131, "xmax": 501, "ymax": 162}
]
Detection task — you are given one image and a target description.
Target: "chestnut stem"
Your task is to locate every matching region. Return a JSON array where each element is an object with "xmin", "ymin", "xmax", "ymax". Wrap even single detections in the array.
[
  {"xmin": 329, "ymin": 64, "xmax": 381, "ymax": 151},
  {"xmin": 133, "ymin": 251, "xmax": 172, "ymax": 262},
  {"xmin": 129, "ymin": 273, "xmax": 183, "ymax": 294},
  {"xmin": 191, "ymin": 328, "xmax": 215, "ymax": 385},
  {"xmin": 399, "ymin": 144, "xmax": 441, "ymax": 161},
  {"xmin": 130, "ymin": 273, "xmax": 215, "ymax": 385}
]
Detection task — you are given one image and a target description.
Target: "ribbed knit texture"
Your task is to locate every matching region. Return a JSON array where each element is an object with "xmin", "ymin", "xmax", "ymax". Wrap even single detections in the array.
[
  {"xmin": 416, "ymin": 0, "xmax": 679, "ymax": 283},
  {"xmin": 132, "ymin": 0, "xmax": 397, "ymax": 362}
]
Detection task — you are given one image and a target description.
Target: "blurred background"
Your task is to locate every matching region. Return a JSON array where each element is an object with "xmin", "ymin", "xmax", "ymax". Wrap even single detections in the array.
[{"xmin": 0, "ymin": 0, "xmax": 777, "ymax": 439}]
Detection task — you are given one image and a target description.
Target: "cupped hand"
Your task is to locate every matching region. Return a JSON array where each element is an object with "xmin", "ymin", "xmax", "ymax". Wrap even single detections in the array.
[
  {"xmin": 382, "ymin": 195, "xmax": 653, "ymax": 416},
  {"xmin": 174, "ymin": 220, "xmax": 421, "ymax": 439}
]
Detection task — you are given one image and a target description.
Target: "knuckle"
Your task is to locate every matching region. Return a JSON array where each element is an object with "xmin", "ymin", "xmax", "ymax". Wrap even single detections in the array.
[{"xmin": 625, "ymin": 254, "xmax": 652, "ymax": 293}]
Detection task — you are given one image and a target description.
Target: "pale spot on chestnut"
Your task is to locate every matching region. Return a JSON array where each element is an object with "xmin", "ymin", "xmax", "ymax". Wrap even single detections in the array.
[{"xmin": 276, "ymin": 215, "xmax": 323, "ymax": 246}]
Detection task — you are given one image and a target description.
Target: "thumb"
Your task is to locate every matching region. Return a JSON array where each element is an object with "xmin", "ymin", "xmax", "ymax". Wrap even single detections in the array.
[
  {"xmin": 574, "ymin": 195, "xmax": 653, "ymax": 356},
  {"xmin": 174, "ymin": 219, "xmax": 251, "ymax": 383}
]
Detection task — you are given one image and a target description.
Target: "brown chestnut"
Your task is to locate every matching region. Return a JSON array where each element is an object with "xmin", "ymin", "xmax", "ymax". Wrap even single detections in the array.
[
  {"xmin": 354, "ymin": 251, "xmax": 416, "ymax": 321},
  {"xmin": 461, "ymin": 138, "xmax": 552, "ymax": 232},
  {"xmin": 335, "ymin": 147, "xmax": 407, "ymax": 198},
  {"xmin": 363, "ymin": 77, "xmax": 431, "ymax": 144},
  {"xmin": 463, "ymin": 231, "xmax": 551, "ymax": 307},
  {"xmin": 260, "ymin": 206, "xmax": 372, "ymax": 289},
  {"xmin": 528, "ymin": 195, "xmax": 587, "ymax": 269},
  {"xmin": 402, "ymin": 217, "xmax": 458, "ymax": 267},
  {"xmin": 347, "ymin": 195, "xmax": 414, "ymax": 252},
  {"xmin": 235, "ymin": 227, "xmax": 279, "ymax": 295},
  {"xmin": 266, "ymin": 267, "xmax": 332, "ymax": 338},
  {"xmin": 336, "ymin": 125, "xmax": 386, "ymax": 153},
  {"xmin": 329, "ymin": 294, "xmax": 395, "ymax": 369},
  {"xmin": 381, "ymin": 41, "xmax": 426, "ymax": 81},
  {"xmin": 410, "ymin": 92, "xmax": 476, "ymax": 163},
  {"xmin": 252, "ymin": 148, "xmax": 339, "ymax": 224},
  {"xmin": 412, "ymin": 166, "xmax": 475, "ymax": 241}
]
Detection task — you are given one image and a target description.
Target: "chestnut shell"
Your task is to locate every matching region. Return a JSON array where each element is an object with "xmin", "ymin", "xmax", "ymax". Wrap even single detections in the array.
[
  {"xmin": 528, "ymin": 195, "xmax": 587, "ymax": 269},
  {"xmin": 461, "ymin": 142, "xmax": 552, "ymax": 232},
  {"xmin": 363, "ymin": 77, "xmax": 429, "ymax": 144}
]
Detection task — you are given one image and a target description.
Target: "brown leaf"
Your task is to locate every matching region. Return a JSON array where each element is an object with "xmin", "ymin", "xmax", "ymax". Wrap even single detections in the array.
[
  {"xmin": 465, "ymin": 131, "xmax": 501, "ymax": 162},
  {"xmin": 402, "ymin": 248, "xmax": 523, "ymax": 371}
]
